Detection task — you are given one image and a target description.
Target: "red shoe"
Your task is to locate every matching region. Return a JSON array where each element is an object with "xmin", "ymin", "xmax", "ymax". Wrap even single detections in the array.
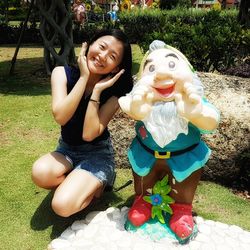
[
  {"xmin": 128, "ymin": 195, "xmax": 152, "ymax": 227},
  {"xmin": 169, "ymin": 203, "xmax": 194, "ymax": 240}
]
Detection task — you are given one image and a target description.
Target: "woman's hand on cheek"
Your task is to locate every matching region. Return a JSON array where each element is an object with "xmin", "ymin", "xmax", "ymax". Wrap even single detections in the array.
[
  {"xmin": 78, "ymin": 42, "xmax": 90, "ymax": 80},
  {"xmin": 94, "ymin": 69, "xmax": 125, "ymax": 93}
]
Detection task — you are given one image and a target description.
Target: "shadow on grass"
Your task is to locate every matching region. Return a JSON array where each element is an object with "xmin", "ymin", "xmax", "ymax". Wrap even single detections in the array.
[
  {"xmin": 0, "ymin": 59, "xmax": 141, "ymax": 96},
  {"xmin": 30, "ymin": 189, "xmax": 126, "ymax": 239},
  {"xmin": 0, "ymin": 57, "xmax": 51, "ymax": 96}
]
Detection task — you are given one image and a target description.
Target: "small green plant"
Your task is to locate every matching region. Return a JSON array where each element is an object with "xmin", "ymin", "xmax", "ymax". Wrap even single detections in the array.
[{"xmin": 143, "ymin": 175, "xmax": 174, "ymax": 224}]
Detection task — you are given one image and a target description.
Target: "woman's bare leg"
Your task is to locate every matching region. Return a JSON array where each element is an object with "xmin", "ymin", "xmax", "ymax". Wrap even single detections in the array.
[
  {"xmin": 31, "ymin": 152, "xmax": 72, "ymax": 189},
  {"xmin": 51, "ymin": 169, "xmax": 103, "ymax": 217}
]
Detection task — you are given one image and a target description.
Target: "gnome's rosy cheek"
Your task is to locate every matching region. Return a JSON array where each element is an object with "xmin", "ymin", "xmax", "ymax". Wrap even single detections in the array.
[{"xmin": 139, "ymin": 126, "xmax": 148, "ymax": 139}]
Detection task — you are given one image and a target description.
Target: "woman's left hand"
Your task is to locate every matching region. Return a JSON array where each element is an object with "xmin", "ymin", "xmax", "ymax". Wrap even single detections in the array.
[{"xmin": 94, "ymin": 69, "xmax": 125, "ymax": 93}]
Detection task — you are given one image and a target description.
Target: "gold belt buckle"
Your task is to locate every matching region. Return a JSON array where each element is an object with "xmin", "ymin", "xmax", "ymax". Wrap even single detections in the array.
[{"xmin": 154, "ymin": 151, "xmax": 171, "ymax": 159}]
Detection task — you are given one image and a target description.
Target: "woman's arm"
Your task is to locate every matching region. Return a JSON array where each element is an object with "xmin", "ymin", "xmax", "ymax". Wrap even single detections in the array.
[
  {"xmin": 82, "ymin": 70, "xmax": 124, "ymax": 141},
  {"xmin": 83, "ymin": 95, "xmax": 119, "ymax": 141},
  {"xmin": 51, "ymin": 43, "xmax": 89, "ymax": 125},
  {"xmin": 51, "ymin": 66, "xmax": 88, "ymax": 125}
]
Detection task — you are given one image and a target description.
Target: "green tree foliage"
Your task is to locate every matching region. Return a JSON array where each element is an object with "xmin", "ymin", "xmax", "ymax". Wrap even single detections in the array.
[{"xmin": 160, "ymin": 0, "xmax": 192, "ymax": 9}]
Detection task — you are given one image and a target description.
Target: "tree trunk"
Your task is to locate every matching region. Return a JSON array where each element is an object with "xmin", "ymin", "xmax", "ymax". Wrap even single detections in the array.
[
  {"xmin": 4, "ymin": 0, "xmax": 8, "ymax": 23},
  {"xmin": 36, "ymin": 0, "xmax": 76, "ymax": 75},
  {"xmin": 238, "ymin": 0, "xmax": 250, "ymax": 28}
]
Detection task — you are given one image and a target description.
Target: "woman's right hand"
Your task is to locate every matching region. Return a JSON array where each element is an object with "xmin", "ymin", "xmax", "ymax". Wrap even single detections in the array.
[
  {"xmin": 94, "ymin": 69, "xmax": 125, "ymax": 93},
  {"xmin": 78, "ymin": 42, "xmax": 90, "ymax": 80}
]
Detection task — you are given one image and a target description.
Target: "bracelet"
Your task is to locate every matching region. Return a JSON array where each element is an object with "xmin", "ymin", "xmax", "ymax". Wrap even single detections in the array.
[{"xmin": 89, "ymin": 98, "xmax": 100, "ymax": 104}]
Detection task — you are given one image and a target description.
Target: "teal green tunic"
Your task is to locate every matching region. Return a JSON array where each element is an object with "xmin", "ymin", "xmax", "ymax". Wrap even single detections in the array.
[{"xmin": 128, "ymin": 100, "xmax": 219, "ymax": 182}]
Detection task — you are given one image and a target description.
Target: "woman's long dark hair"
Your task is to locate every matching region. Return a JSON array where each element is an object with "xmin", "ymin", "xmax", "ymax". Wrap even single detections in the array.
[{"xmin": 87, "ymin": 29, "xmax": 134, "ymax": 96}]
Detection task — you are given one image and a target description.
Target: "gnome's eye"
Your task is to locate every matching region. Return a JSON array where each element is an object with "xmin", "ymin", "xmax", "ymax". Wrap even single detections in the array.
[
  {"xmin": 168, "ymin": 61, "xmax": 176, "ymax": 70},
  {"xmin": 149, "ymin": 65, "xmax": 155, "ymax": 72}
]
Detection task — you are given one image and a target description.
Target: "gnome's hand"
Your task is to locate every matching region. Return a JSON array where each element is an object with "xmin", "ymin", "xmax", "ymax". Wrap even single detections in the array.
[
  {"xmin": 175, "ymin": 82, "xmax": 203, "ymax": 120},
  {"xmin": 129, "ymin": 84, "xmax": 155, "ymax": 120},
  {"xmin": 119, "ymin": 84, "xmax": 155, "ymax": 120}
]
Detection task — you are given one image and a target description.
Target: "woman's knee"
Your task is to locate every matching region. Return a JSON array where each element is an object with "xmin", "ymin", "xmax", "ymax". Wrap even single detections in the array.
[
  {"xmin": 51, "ymin": 195, "xmax": 72, "ymax": 217},
  {"xmin": 51, "ymin": 193, "xmax": 89, "ymax": 217},
  {"xmin": 31, "ymin": 159, "xmax": 54, "ymax": 188}
]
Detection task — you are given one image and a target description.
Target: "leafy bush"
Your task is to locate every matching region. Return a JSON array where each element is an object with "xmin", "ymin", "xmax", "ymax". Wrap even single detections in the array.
[
  {"xmin": 1, "ymin": 8, "xmax": 248, "ymax": 73},
  {"xmin": 119, "ymin": 8, "xmax": 249, "ymax": 72}
]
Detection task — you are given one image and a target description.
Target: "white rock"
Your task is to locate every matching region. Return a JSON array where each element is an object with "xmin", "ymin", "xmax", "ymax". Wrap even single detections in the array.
[
  {"xmin": 188, "ymin": 240, "xmax": 202, "ymax": 250},
  {"xmin": 83, "ymin": 223, "xmax": 99, "ymax": 239},
  {"xmin": 95, "ymin": 235, "xmax": 110, "ymax": 244},
  {"xmin": 90, "ymin": 211, "xmax": 108, "ymax": 224},
  {"xmin": 108, "ymin": 229, "xmax": 123, "ymax": 241},
  {"xmin": 133, "ymin": 241, "xmax": 154, "ymax": 250},
  {"xmin": 198, "ymin": 223, "xmax": 212, "ymax": 235},
  {"xmin": 240, "ymin": 242, "xmax": 250, "ymax": 250},
  {"xmin": 228, "ymin": 225, "xmax": 243, "ymax": 234},
  {"xmin": 210, "ymin": 233, "xmax": 224, "ymax": 244},
  {"xmin": 195, "ymin": 233, "xmax": 210, "ymax": 243},
  {"xmin": 213, "ymin": 226, "xmax": 226, "ymax": 238},
  {"xmin": 242, "ymin": 231, "xmax": 250, "ymax": 243},
  {"xmin": 48, "ymin": 238, "xmax": 71, "ymax": 249},
  {"xmin": 85, "ymin": 211, "xmax": 103, "ymax": 223},
  {"xmin": 215, "ymin": 222, "xmax": 229, "ymax": 230},
  {"xmin": 72, "ymin": 239, "xmax": 93, "ymax": 248},
  {"xmin": 105, "ymin": 207, "xmax": 118, "ymax": 213},
  {"xmin": 71, "ymin": 220, "xmax": 87, "ymax": 231},
  {"xmin": 239, "ymin": 233, "xmax": 250, "ymax": 244},
  {"xmin": 180, "ymin": 244, "xmax": 191, "ymax": 250},
  {"xmin": 225, "ymin": 228, "xmax": 238, "ymax": 239},
  {"xmin": 60, "ymin": 228, "xmax": 76, "ymax": 241},
  {"xmin": 215, "ymin": 244, "xmax": 233, "ymax": 250},
  {"xmin": 90, "ymin": 245, "xmax": 106, "ymax": 250},
  {"xmin": 75, "ymin": 229, "xmax": 85, "ymax": 238},
  {"xmin": 116, "ymin": 234, "xmax": 132, "ymax": 248},
  {"xmin": 121, "ymin": 206, "xmax": 129, "ymax": 213},
  {"xmin": 47, "ymin": 207, "xmax": 250, "ymax": 250},
  {"xmin": 201, "ymin": 243, "xmax": 216, "ymax": 250},
  {"xmin": 195, "ymin": 216, "xmax": 204, "ymax": 225},
  {"xmin": 152, "ymin": 242, "xmax": 172, "ymax": 250},
  {"xmin": 204, "ymin": 220, "xmax": 215, "ymax": 226},
  {"xmin": 111, "ymin": 209, "xmax": 122, "ymax": 220},
  {"xmin": 106, "ymin": 242, "xmax": 118, "ymax": 250},
  {"xmin": 224, "ymin": 237, "xmax": 240, "ymax": 247}
]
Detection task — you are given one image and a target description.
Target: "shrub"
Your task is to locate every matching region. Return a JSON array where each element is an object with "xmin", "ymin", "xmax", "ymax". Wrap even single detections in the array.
[{"xmin": 119, "ymin": 8, "xmax": 249, "ymax": 72}]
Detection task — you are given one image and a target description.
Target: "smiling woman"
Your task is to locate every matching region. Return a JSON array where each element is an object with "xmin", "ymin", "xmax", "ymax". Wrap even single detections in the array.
[{"xmin": 31, "ymin": 29, "xmax": 134, "ymax": 218}]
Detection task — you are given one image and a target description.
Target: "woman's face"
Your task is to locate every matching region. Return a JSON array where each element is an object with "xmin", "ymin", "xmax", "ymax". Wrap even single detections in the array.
[{"xmin": 87, "ymin": 35, "xmax": 124, "ymax": 75}]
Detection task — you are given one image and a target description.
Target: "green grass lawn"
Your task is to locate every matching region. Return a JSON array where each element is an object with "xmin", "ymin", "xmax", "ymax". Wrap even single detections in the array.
[{"xmin": 0, "ymin": 45, "xmax": 249, "ymax": 250}]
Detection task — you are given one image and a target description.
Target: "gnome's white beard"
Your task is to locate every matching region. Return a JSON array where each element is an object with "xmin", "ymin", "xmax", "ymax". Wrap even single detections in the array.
[{"xmin": 142, "ymin": 101, "xmax": 189, "ymax": 148}]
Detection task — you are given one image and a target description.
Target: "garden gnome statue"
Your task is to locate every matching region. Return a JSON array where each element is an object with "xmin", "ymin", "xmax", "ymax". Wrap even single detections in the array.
[{"xmin": 118, "ymin": 40, "xmax": 220, "ymax": 244}]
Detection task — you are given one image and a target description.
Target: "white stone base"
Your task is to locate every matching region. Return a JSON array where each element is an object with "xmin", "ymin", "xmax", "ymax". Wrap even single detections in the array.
[{"xmin": 48, "ymin": 207, "xmax": 250, "ymax": 250}]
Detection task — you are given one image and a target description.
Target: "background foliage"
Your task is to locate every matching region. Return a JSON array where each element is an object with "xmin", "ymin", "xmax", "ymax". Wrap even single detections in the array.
[{"xmin": 1, "ymin": 8, "xmax": 249, "ymax": 73}]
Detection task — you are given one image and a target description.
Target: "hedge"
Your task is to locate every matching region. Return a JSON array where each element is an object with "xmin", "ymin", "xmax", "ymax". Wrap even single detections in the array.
[{"xmin": 0, "ymin": 8, "xmax": 249, "ymax": 72}]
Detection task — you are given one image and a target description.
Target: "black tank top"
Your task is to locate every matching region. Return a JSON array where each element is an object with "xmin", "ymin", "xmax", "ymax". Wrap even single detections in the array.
[{"xmin": 61, "ymin": 66, "xmax": 112, "ymax": 145}]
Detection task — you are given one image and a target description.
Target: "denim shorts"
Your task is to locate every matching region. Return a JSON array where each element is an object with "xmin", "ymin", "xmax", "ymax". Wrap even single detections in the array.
[{"xmin": 55, "ymin": 137, "xmax": 115, "ymax": 187}]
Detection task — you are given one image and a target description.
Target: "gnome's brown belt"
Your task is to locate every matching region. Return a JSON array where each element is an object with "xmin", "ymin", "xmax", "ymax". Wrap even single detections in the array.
[{"xmin": 136, "ymin": 136, "xmax": 199, "ymax": 159}]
